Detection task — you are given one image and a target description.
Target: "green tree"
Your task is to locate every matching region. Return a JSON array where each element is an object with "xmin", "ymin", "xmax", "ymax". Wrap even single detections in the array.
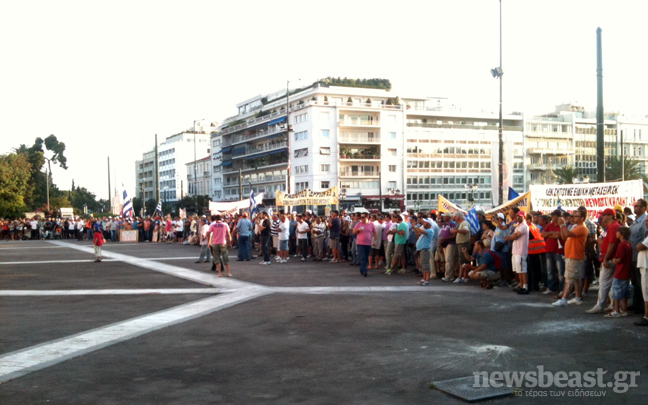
[
  {"xmin": 14, "ymin": 135, "xmax": 68, "ymax": 209},
  {"xmin": 69, "ymin": 186, "xmax": 100, "ymax": 213},
  {"xmin": 145, "ymin": 198, "xmax": 158, "ymax": 217},
  {"xmin": 605, "ymin": 156, "xmax": 648, "ymax": 183},
  {"xmin": 554, "ymin": 166, "xmax": 579, "ymax": 184},
  {"xmin": 0, "ymin": 153, "xmax": 32, "ymax": 217}
]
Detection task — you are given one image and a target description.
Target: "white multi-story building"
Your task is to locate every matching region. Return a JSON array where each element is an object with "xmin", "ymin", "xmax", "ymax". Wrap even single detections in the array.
[
  {"xmin": 213, "ymin": 80, "xmax": 407, "ymax": 211},
  {"xmin": 158, "ymin": 123, "xmax": 211, "ymax": 203},
  {"xmin": 186, "ymin": 156, "xmax": 212, "ymax": 197},
  {"xmin": 402, "ymin": 98, "xmax": 524, "ymax": 209}
]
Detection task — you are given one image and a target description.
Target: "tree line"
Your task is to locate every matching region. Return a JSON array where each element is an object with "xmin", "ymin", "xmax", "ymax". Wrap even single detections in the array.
[{"xmin": 0, "ymin": 135, "xmax": 105, "ymax": 218}]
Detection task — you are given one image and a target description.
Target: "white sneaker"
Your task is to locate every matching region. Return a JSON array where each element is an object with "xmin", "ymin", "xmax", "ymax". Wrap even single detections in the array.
[
  {"xmin": 262, "ymin": 261, "xmax": 271, "ymax": 265},
  {"xmin": 453, "ymin": 278, "xmax": 463, "ymax": 284},
  {"xmin": 259, "ymin": 261, "xmax": 267, "ymax": 265},
  {"xmin": 306, "ymin": 255, "xmax": 311, "ymax": 258},
  {"xmin": 586, "ymin": 305, "xmax": 604, "ymax": 314},
  {"xmin": 280, "ymin": 260, "xmax": 288, "ymax": 263},
  {"xmin": 301, "ymin": 258, "xmax": 306, "ymax": 261},
  {"xmin": 568, "ymin": 297, "xmax": 583, "ymax": 305},
  {"xmin": 542, "ymin": 289, "xmax": 555, "ymax": 295},
  {"xmin": 442, "ymin": 277, "xmax": 452, "ymax": 282},
  {"xmin": 420, "ymin": 281, "xmax": 430, "ymax": 286},
  {"xmin": 552, "ymin": 298, "xmax": 568, "ymax": 307}
]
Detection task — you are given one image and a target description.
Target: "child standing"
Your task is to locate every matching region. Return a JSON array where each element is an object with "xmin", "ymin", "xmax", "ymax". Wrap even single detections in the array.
[
  {"xmin": 607, "ymin": 226, "xmax": 632, "ymax": 318},
  {"xmin": 93, "ymin": 229, "xmax": 105, "ymax": 262}
]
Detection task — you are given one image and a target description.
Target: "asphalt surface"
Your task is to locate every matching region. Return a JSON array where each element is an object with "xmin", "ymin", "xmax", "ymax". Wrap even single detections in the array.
[{"xmin": 1, "ymin": 239, "xmax": 647, "ymax": 404}]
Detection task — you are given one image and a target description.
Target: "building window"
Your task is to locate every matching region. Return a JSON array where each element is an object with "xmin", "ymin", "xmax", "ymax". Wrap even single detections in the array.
[
  {"xmin": 321, "ymin": 129, "xmax": 329, "ymax": 138},
  {"xmin": 321, "ymin": 181, "xmax": 330, "ymax": 189},
  {"xmin": 295, "ymin": 148, "xmax": 308, "ymax": 158},
  {"xmin": 388, "ymin": 181, "xmax": 397, "ymax": 189},
  {"xmin": 295, "ymin": 165, "xmax": 309, "ymax": 174},
  {"xmin": 388, "ymin": 165, "xmax": 396, "ymax": 172},
  {"xmin": 296, "ymin": 182, "xmax": 309, "ymax": 191},
  {"xmin": 388, "ymin": 148, "xmax": 397, "ymax": 156},
  {"xmin": 321, "ymin": 164, "xmax": 330, "ymax": 172},
  {"xmin": 295, "ymin": 113, "xmax": 308, "ymax": 123},
  {"xmin": 390, "ymin": 132, "xmax": 397, "ymax": 140},
  {"xmin": 295, "ymin": 131, "xmax": 308, "ymax": 141},
  {"xmin": 320, "ymin": 147, "xmax": 331, "ymax": 155}
]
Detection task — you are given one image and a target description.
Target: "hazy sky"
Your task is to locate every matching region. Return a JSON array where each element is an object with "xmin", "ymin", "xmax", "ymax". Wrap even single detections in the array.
[{"xmin": 2, "ymin": 0, "xmax": 647, "ymax": 199}]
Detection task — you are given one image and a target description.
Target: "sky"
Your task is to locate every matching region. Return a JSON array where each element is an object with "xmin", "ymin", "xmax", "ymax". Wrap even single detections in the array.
[{"xmin": 1, "ymin": 0, "xmax": 647, "ymax": 200}]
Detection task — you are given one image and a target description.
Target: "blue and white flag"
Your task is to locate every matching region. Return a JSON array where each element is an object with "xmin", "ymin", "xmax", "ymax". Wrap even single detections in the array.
[
  {"xmin": 466, "ymin": 208, "xmax": 480, "ymax": 234},
  {"xmin": 557, "ymin": 198, "xmax": 563, "ymax": 212},
  {"xmin": 249, "ymin": 184, "xmax": 257, "ymax": 215},
  {"xmin": 122, "ymin": 189, "xmax": 133, "ymax": 217},
  {"xmin": 508, "ymin": 187, "xmax": 520, "ymax": 201},
  {"xmin": 155, "ymin": 201, "xmax": 162, "ymax": 215}
]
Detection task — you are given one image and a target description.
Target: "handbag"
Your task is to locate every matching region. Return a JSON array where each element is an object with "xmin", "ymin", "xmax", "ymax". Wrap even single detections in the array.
[{"xmin": 494, "ymin": 241, "xmax": 506, "ymax": 252}]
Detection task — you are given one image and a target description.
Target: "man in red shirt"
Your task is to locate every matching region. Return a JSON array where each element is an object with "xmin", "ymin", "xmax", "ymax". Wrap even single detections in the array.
[
  {"xmin": 586, "ymin": 208, "xmax": 619, "ymax": 313},
  {"xmin": 541, "ymin": 210, "xmax": 564, "ymax": 294}
]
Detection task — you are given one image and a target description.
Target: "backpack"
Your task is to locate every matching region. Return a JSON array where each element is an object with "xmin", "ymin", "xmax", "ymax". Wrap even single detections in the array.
[{"xmin": 487, "ymin": 250, "xmax": 502, "ymax": 270}]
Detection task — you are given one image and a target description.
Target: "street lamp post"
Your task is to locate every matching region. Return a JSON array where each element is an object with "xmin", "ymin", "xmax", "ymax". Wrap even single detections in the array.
[
  {"xmin": 193, "ymin": 119, "xmax": 203, "ymax": 215},
  {"xmin": 490, "ymin": 0, "xmax": 504, "ymax": 206}
]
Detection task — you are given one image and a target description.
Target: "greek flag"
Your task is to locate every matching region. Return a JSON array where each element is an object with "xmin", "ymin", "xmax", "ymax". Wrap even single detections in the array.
[
  {"xmin": 122, "ymin": 189, "xmax": 133, "ymax": 217},
  {"xmin": 466, "ymin": 208, "xmax": 480, "ymax": 234},
  {"xmin": 155, "ymin": 201, "xmax": 162, "ymax": 214}
]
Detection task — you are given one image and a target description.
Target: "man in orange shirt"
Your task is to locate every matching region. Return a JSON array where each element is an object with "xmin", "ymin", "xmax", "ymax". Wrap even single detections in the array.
[{"xmin": 553, "ymin": 211, "xmax": 588, "ymax": 306}]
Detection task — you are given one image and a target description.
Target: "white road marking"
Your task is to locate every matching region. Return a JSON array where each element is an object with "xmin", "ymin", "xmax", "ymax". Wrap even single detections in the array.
[
  {"xmin": 48, "ymin": 241, "xmax": 259, "ymax": 290},
  {"xmin": 0, "ymin": 259, "xmax": 118, "ymax": 265},
  {"xmin": 0, "ymin": 288, "xmax": 228, "ymax": 296},
  {"xmin": 0, "ymin": 246, "xmax": 65, "ymax": 250},
  {"xmin": 0, "ymin": 289, "xmax": 270, "ymax": 383}
]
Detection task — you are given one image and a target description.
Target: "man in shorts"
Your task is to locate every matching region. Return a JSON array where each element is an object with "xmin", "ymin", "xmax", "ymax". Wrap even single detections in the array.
[
  {"xmin": 413, "ymin": 219, "xmax": 434, "ymax": 285},
  {"xmin": 553, "ymin": 210, "xmax": 588, "ymax": 306},
  {"xmin": 207, "ymin": 214, "xmax": 232, "ymax": 278},
  {"xmin": 505, "ymin": 211, "xmax": 530, "ymax": 294},
  {"xmin": 387, "ymin": 213, "xmax": 408, "ymax": 274}
]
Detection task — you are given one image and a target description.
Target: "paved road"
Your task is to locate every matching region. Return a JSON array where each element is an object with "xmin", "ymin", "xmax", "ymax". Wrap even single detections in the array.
[{"xmin": 1, "ymin": 240, "xmax": 646, "ymax": 404}]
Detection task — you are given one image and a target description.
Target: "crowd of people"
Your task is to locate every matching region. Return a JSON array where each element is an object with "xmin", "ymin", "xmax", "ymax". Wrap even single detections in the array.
[{"xmin": 4, "ymin": 201, "xmax": 648, "ymax": 328}]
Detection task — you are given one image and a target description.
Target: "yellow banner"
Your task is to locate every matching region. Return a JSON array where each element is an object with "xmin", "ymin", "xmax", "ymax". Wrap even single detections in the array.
[
  {"xmin": 277, "ymin": 186, "xmax": 339, "ymax": 206},
  {"xmin": 437, "ymin": 191, "xmax": 532, "ymax": 217}
]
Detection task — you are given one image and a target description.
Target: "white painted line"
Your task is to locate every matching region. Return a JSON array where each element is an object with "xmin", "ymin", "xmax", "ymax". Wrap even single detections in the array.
[
  {"xmin": 0, "ymin": 246, "xmax": 65, "ymax": 250},
  {"xmin": 271, "ymin": 286, "xmax": 483, "ymax": 294},
  {"xmin": 0, "ymin": 259, "xmax": 118, "ymax": 265},
  {"xmin": 0, "ymin": 289, "xmax": 269, "ymax": 383},
  {"xmin": 0, "ymin": 288, "xmax": 229, "ymax": 296},
  {"xmin": 48, "ymin": 241, "xmax": 260, "ymax": 290}
]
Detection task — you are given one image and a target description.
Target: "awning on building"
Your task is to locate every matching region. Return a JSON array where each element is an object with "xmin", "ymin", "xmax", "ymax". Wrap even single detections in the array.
[
  {"xmin": 268, "ymin": 148, "xmax": 287, "ymax": 155},
  {"xmin": 220, "ymin": 146, "xmax": 232, "ymax": 153},
  {"xmin": 267, "ymin": 116, "xmax": 287, "ymax": 126},
  {"xmin": 220, "ymin": 161, "xmax": 233, "ymax": 167},
  {"xmin": 232, "ymin": 146, "xmax": 246, "ymax": 156}
]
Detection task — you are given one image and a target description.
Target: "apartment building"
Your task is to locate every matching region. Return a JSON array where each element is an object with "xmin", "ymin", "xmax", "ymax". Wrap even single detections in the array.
[
  {"xmin": 402, "ymin": 98, "xmax": 524, "ymax": 209},
  {"xmin": 158, "ymin": 128, "xmax": 211, "ymax": 203},
  {"xmin": 135, "ymin": 149, "xmax": 156, "ymax": 203},
  {"xmin": 213, "ymin": 80, "xmax": 406, "ymax": 211},
  {"xmin": 186, "ymin": 156, "xmax": 213, "ymax": 197}
]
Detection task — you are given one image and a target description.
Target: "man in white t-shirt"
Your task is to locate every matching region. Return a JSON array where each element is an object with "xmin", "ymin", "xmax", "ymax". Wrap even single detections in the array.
[
  {"xmin": 278, "ymin": 212, "xmax": 291, "ymax": 263},
  {"xmin": 296, "ymin": 215, "xmax": 310, "ymax": 261},
  {"xmin": 506, "ymin": 211, "xmax": 530, "ymax": 294}
]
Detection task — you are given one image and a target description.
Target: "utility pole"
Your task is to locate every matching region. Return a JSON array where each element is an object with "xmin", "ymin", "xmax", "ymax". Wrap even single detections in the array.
[
  {"xmin": 596, "ymin": 27, "xmax": 605, "ymax": 183},
  {"xmin": 239, "ymin": 168, "xmax": 243, "ymax": 201},
  {"xmin": 155, "ymin": 134, "xmax": 160, "ymax": 203},
  {"xmin": 285, "ymin": 81, "xmax": 291, "ymax": 195},
  {"xmin": 498, "ymin": 0, "xmax": 504, "ymax": 205},
  {"xmin": 107, "ymin": 156, "xmax": 111, "ymax": 203}
]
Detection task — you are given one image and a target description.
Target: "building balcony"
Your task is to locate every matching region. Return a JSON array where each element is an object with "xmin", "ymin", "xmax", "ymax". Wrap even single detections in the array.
[
  {"xmin": 339, "ymin": 119, "xmax": 380, "ymax": 127},
  {"xmin": 339, "ymin": 132, "xmax": 380, "ymax": 144},
  {"xmin": 528, "ymin": 163, "xmax": 564, "ymax": 171},
  {"xmin": 232, "ymin": 143, "xmax": 288, "ymax": 160},
  {"xmin": 339, "ymin": 155, "xmax": 381, "ymax": 161}
]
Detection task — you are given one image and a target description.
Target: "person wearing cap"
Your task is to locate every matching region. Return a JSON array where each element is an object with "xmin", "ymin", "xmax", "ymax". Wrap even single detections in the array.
[
  {"xmin": 505, "ymin": 211, "xmax": 530, "ymax": 294},
  {"xmin": 541, "ymin": 210, "xmax": 565, "ymax": 295},
  {"xmin": 586, "ymin": 208, "xmax": 619, "ymax": 313},
  {"xmin": 553, "ymin": 209, "xmax": 588, "ymax": 306}
]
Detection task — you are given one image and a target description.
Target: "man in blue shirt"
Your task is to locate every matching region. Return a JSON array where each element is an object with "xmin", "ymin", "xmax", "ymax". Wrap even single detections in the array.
[
  {"xmin": 461, "ymin": 239, "xmax": 500, "ymax": 288},
  {"xmin": 234, "ymin": 213, "xmax": 253, "ymax": 261},
  {"xmin": 413, "ymin": 220, "xmax": 434, "ymax": 286}
]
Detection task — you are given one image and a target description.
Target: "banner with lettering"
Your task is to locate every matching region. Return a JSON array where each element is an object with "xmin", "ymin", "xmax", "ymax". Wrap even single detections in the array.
[
  {"xmin": 277, "ymin": 186, "xmax": 339, "ymax": 206},
  {"xmin": 530, "ymin": 180, "xmax": 643, "ymax": 214}
]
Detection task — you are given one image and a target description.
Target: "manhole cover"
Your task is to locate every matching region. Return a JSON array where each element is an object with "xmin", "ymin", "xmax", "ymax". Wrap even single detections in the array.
[{"xmin": 433, "ymin": 375, "xmax": 514, "ymax": 402}]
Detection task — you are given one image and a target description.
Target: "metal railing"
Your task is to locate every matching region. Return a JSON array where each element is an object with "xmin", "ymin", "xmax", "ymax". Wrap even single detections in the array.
[{"xmin": 339, "ymin": 132, "xmax": 381, "ymax": 143}]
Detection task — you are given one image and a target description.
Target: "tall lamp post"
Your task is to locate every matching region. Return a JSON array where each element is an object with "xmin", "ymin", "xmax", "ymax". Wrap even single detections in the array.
[{"xmin": 491, "ymin": 0, "xmax": 504, "ymax": 206}]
